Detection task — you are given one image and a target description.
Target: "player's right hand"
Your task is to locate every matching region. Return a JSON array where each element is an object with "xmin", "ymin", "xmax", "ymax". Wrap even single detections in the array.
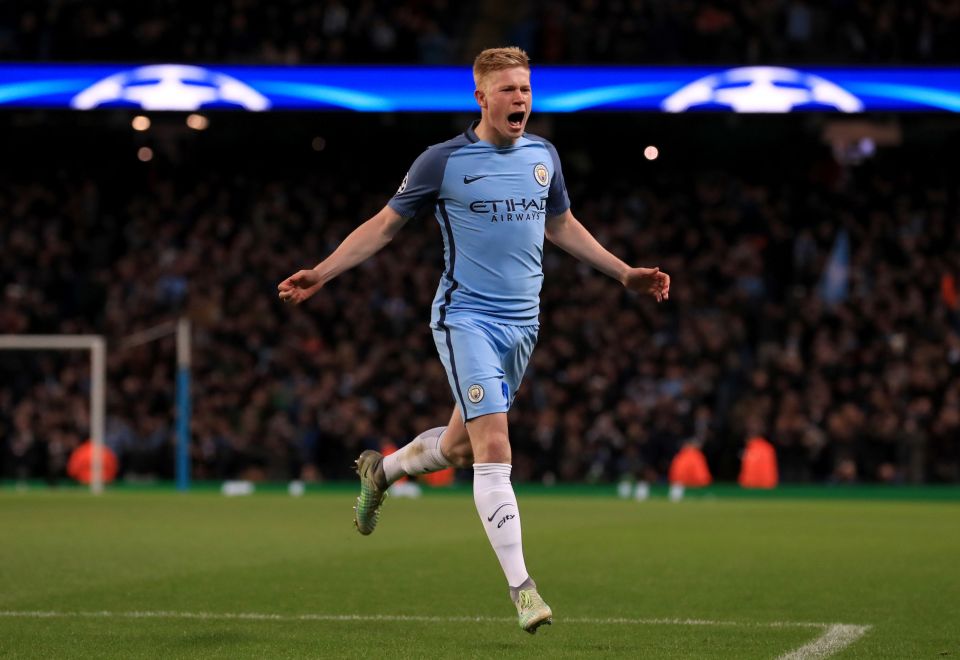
[{"xmin": 278, "ymin": 269, "xmax": 322, "ymax": 305}]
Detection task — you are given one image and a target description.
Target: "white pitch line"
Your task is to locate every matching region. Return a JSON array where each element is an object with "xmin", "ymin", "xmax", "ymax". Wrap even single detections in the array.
[
  {"xmin": 778, "ymin": 624, "xmax": 872, "ymax": 660},
  {"xmin": 0, "ymin": 611, "xmax": 873, "ymax": 658},
  {"xmin": 0, "ymin": 610, "xmax": 852, "ymax": 630}
]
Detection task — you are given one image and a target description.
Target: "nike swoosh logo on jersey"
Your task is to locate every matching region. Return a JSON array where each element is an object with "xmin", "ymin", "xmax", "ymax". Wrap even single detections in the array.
[
  {"xmin": 463, "ymin": 174, "xmax": 488, "ymax": 184},
  {"xmin": 486, "ymin": 502, "xmax": 513, "ymax": 522}
]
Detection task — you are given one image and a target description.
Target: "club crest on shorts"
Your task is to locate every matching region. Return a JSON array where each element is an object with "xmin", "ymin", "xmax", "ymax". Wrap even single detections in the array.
[
  {"xmin": 467, "ymin": 384, "xmax": 485, "ymax": 403},
  {"xmin": 533, "ymin": 163, "xmax": 549, "ymax": 186}
]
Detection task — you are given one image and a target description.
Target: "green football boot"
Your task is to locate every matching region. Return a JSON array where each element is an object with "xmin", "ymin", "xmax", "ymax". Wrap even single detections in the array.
[
  {"xmin": 515, "ymin": 588, "xmax": 553, "ymax": 634},
  {"xmin": 353, "ymin": 450, "xmax": 387, "ymax": 535}
]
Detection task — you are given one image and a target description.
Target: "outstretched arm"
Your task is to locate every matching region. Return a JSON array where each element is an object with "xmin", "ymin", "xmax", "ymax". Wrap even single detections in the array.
[
  {"xmin": 278, "ymin": 205, "xmax": 409, "ymax": 305},
  {"xmin": 545, "ymin": 209, "xmax": 670, "ymax": 302}
]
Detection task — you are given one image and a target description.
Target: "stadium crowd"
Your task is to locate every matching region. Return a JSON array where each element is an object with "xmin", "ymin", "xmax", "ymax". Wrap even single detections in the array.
[
  {"xmin": 2, "ymin": 0, "xmax": 472, "ymax": 64},
  {"xmin": 519, "ymin": 0, "xmax": 960, "ymax": 64},
  {"xmin": 2, "ymin": 127, "xmax": 958, "ymax": 486},
  {"xmin": 4, "ymin": 0, "xmax": 959, "ymax": 64}
]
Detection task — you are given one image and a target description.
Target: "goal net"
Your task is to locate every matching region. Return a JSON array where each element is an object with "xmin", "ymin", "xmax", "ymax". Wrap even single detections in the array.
[{"xmin": 0, "ymin": 335, "xmax": 106, "ymax": 493}]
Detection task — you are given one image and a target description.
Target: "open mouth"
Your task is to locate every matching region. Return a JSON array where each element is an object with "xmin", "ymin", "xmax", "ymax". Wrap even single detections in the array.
[{"xmin": 507, "ymin": 111, "xmax": 525, "ymax": 129}]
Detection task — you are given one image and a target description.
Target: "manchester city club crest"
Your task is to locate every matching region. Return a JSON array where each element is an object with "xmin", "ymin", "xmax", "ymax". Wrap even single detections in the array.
[
  {"xmin": 468, "ymin": 384, "xmax": 485, "ymax": 403},
  {"xmin": 534, "ymin": 163, "xmax": 549, "ymax": 186}
]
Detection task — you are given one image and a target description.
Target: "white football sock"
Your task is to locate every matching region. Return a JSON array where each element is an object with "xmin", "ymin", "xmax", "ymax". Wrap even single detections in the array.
[
  {"xmin": 382, "ymin": 426, "xmax": 452, "ymax": 485},
  {"xmin": 473, "ymin": 463, "xmax": 529, "ymax": 589}
]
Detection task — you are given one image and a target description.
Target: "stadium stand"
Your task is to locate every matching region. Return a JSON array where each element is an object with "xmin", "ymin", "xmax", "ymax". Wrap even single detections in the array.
[
  {"xmin": 2, "ymin": 114, "xmax": 958, "ymax": 485},
  {"xmin": 3, "ymin": 0, "xmax": 959, "ymax": 64}
]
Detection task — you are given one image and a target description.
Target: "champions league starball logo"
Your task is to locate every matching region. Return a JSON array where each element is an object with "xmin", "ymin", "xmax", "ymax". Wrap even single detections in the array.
[
  {"xmin": 661, "ymin": 66, "xmax": 864, "ymax": 113},
  {"xmin": 70, "ymin": 64, "xmax": 271, "ymax": 111}
]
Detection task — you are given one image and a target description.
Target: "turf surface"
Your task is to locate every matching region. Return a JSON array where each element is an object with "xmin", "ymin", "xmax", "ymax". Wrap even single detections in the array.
[{"xmin": 1, "ymin": 489, "xmax": 957, "ymax": 658}]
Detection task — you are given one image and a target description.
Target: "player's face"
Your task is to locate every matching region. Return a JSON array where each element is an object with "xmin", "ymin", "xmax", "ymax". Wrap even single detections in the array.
[{"xmin": 477, "ymin": 67, "xmax": 532, "ymax": 144}]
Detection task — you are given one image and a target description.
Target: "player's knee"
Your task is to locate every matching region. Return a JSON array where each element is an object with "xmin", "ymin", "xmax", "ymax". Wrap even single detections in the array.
[
  {"xmin": 441, "ymin": 425, "xmax": 473, "ymax": 468},
  {"xmin": 445, "ymin": 441, "xmax": 474, "ymax": 468},
  {"xmin": 472, "ymin": 431, "xmax": 511, "ymax": 464}
]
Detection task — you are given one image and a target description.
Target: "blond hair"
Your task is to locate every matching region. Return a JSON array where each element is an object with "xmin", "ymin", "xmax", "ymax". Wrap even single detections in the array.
[{"xmin": 473, "ymin": 47, "xmax": 530, "ymax": 90}]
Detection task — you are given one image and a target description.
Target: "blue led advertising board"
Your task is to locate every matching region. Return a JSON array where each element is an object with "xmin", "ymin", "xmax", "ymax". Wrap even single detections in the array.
[{"xmin": 1, "ymin": 64, "xmax": 959, "ymax": 113}]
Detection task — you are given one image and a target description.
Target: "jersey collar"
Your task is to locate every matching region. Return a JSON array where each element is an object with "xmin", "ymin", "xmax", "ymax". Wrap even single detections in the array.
[
  {"xmin": 464, "ymin": 119, "xmax": 528, "ymax": 147},
  {"xmin": 464, "ymin": 120, "xmax": 480, "ymax": 143}
]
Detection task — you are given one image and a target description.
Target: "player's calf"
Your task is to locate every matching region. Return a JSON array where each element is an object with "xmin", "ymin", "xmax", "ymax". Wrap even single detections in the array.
[{"xmin": 382, "ymin": 426, "xmax": 455, "ymax": 483}]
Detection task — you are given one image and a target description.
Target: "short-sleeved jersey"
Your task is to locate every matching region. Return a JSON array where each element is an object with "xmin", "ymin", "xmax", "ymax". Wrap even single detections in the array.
[{"xmin": 388, "ymin": 121, "xmax": 570, "ymax": 326}]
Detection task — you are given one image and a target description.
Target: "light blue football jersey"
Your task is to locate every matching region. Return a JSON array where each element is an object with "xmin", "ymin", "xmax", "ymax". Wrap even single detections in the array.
[{"xmin": 388, "ymin": 121, "xmax": 570, "ymax": 326}]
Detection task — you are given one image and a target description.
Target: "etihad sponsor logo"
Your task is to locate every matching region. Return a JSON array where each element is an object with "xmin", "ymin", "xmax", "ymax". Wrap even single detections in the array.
[{"xmin": 469, "ymin": 197, "xmax": 547, "ymax": 223}]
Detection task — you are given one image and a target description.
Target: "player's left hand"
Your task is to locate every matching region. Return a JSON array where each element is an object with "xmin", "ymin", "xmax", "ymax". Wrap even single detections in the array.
[
  {"xmin": 278, "ymin": 269, "xmax": 323, "ymax": 305},
  {"xmin": 622, "ymin": 266, "xmax": 670, "ymax": 303}
]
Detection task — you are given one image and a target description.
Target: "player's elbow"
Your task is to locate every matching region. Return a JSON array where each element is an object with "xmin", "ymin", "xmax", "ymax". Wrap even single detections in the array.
[
  {"xmin": 379, "ymin": 221, "xmax": 401, "ymax": 244},
  {"xmin": 544, "ymin": 220, "xmax": 566, "ymax": 245},
  {"xmin": 378, "ymin": 209, "xmax": 408, "ymax": 242}
]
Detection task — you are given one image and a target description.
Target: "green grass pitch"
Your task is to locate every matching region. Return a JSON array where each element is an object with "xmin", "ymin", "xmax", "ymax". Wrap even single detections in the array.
[{"xmin": 1, "ymin": 488, "xmax": 957, "ymax": 658}]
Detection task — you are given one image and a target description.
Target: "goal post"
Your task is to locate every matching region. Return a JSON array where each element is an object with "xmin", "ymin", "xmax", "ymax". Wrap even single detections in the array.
[
  {"xmin": 175, "ymin": 318, "xmax": 191, "ymax": 492},
  {"xmin": 116, "ymin": 318, "xmax": 192, "ymax": 491},
  {"xmin": 0, "ymin": 335, "xmax": 106, "ymax": 494}
]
